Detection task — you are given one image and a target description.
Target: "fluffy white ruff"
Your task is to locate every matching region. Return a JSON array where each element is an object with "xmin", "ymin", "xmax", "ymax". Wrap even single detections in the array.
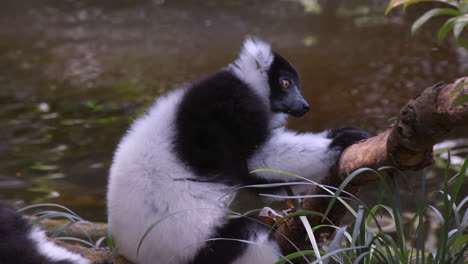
[
  {"xmin": 228, "ymin": 37, "xmax": 274, "ymax": 101},
  {"xmin": 28, "ymin": 227, "xmax": 92, "ymax": 264}
]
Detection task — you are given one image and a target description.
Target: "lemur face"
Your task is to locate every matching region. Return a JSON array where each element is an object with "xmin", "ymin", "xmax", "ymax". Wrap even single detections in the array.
[{"xmin": 268, "ymin": 52, "xmax": 309, "ymax": 117}]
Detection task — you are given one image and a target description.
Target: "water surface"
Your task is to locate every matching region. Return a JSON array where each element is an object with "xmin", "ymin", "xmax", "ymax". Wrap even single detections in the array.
[{"xmin": 0, "ymin": 0, "xmax": 466, "ymax": 220}]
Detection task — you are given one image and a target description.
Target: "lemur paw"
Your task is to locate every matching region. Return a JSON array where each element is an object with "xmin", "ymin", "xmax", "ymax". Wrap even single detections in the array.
[{"xmin": 327, "ymin": 126, "xmax": 371, "ymax": 151}]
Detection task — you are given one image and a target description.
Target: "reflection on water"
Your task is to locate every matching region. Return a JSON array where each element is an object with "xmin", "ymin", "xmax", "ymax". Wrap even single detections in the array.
[{"xmin": 0, "ymin": 0, "xmax": 466, "ymax": 220}]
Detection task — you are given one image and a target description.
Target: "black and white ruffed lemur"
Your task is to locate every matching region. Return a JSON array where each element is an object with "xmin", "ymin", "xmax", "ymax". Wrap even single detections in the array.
[{"xmin": 107, "ymin": 37, "xmax": 370, "ymax": 264}]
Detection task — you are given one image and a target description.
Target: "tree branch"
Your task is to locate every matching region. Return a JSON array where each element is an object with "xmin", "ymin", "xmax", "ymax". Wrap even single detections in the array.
[{"xmin": 274, "ymin": 76, "xmax": 468, "ymax": 258}]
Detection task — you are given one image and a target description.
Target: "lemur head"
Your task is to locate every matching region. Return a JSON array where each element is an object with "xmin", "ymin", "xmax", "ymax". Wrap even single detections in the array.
[{"xmin": 229, "ymin": 37, "xmax": 309, "ymax": 117}]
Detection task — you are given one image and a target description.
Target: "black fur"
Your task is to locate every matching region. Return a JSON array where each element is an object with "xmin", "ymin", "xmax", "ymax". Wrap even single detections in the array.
[
  {"xmin": 174, "ymin": 70, "xmax": 270, "ymax": 185},
  {"xmin": 327, "ymin": 126, "xmax": 371, "ymax": 150},
  {"xmin": 268, "ymin": 52, "xmax": 308, "ymax": 117},
  {"xmin": 0, "ymin": 205, "xmax": 74, "ymax": 264},
  {"xmin": 172, "ymin": 45, "xmax": 369, "ymax": 264},
  {"xmin": 189, "ymin": 217, "xmax": 273, "ymax": 264},
  {"xmin": 268, "ymin": 52, "xmax": 300, "ymax": 99}
]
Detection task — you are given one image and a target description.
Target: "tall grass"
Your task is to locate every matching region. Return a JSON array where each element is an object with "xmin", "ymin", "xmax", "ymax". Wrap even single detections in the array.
[
  {"xmin": 19, "ymin": 144, "xmax": 466, "ymax": 263},
  {"xmin": 18, "ymin": 203, "xmax": 116, "ymax": 251},
  {"xmin": 136, "ymin": 153, "xmax": 466, "ymax": 263},
  {"xmin": 264, "ymin": 155, "xmax": 467, "ymax": 264}
]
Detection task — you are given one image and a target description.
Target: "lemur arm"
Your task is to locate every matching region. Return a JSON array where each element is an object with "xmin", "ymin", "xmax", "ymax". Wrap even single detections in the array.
[
  {"xmin": 247, "ymin": 128, "xmax": 338, "ymax": 183},
  {"xmin": 248, "ymin": 126, "xmax": 371, "ymax": 183}
]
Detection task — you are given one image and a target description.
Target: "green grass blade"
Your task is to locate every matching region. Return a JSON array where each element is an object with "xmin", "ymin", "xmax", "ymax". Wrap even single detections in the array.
[
  {"xmin": 235, "ymin": 181, "xmax": 315, "ymax": 189},
  {"xmin": 461, "ymin": 207, "xmax": 468, "ymax": 226},
  {"xmin": 310, "ymin": 246, "xmax": 369, "ymax": 264},
  {"xmin": 435, "ymin": 151, "xmax": 453, "ymax": 263},
  {"xmin": 252, "ymin": 169, "xmax": 365, "ymax": 221},
  {"xmin": 448, "ymin": 157, "xmax": 468, "ymax": 232},
  {"xmin": 353, "ymin": 251, "xmax": 371, "ymax": 264},
  {"xmin": 311, "ymin": 224, "xmax": 353, "ymax": 242},
  {"xmin": 274, "ymin": 250, "xmax": 317, "ymax": 264},
  {"xmin": 270, "ymin": 211, "xmax": 333, "ymax": 231},
  {"xmin": 31, "ymin": 211, "xmax": 82, "ymax": 224},
  {"xmin": 452, "ymin": 242, "xmax": 468, "ymax": 264},
  {"xmin": 18, "ymin": 203, "xmax": 80, "ymax": 217},
  {"xmin": 391, "ymin": 175, "xmax": 403, "ymax": 214},
  {"xmin": 324, "ymin": 226, "xmax": 348, "ymax": 264},
  {"xmin": 284, "ymin": 186, "xmax": 302, "ymax": 210},
  {"xmin": 51, "ymin": 219, "xmax": 95, "ymax": 242},
  {"xmin": 351, "ymin": 205, "xmax": 365, "ymax": 245},
  {"xmin": 93, "ymin": 236, "xmax": 107, "ymax": 249},
  {"xmin": 106, "ymin": 236, "xmax": 118, "ymax": 253},
  {"xmin": 323, "ymin": 167, "xmax": 381, "ymax": 219},
  {"xmin": 417, "ymin": 168, "xmax": 427, "ymax": 264},
  {"xmin": 259, "ymin": 193, "xmax": 351, "ymax": 200},
  {"xmin": 454, "ymin": 22, "xmax": 468, "ymax": 40},
  {"xmin": 428, "ymin": 204, "xmax": 445, "ymax": 224},
  {"xmin": 299, "ymin": 215, "xmax": 322, "ymax": 263}
]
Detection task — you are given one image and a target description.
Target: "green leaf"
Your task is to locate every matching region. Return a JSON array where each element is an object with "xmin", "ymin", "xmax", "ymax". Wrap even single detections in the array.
[
  {"xmin": 453, "ymin": 17, "xmax": 468, "ymax": 39},
  {"xmin": 452, "ymin": 234, "xmax": 468, "ymax": 251},
  {"xmin": 453, "ymin": 94, "xmax": 468, "ymax": 105},
  {"xmin": 411, "ymin": 8, "xmax": 460, "ymax": 35},
  {"xmin": 438, "ymin": 17, "xmax": 459, "ymax": 41},
  {"xmin": 386, "ymin": 0, "xmax": 459, "ymax": 14},
  {"xmin": 385, "ymin": 0, "xmax": 430, "ymax": 14},
  {"xmin": 455, "ymin": 37, "xmax": 468, "ymax": 46}
]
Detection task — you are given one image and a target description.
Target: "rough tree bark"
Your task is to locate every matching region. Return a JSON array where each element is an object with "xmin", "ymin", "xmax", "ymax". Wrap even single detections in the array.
[{"xmin": 274, "ymin": 76, "xmax": 468, "ymax": 257}]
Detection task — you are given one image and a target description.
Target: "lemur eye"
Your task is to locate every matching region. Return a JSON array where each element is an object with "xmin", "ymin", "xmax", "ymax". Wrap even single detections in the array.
[{"xmin": 282, "ymin": 79, "xmax": 290, "ymax": 89}]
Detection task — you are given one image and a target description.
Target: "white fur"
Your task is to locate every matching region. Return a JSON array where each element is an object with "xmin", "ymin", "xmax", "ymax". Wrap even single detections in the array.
[
  {"xmin": 108, "ymin": 38, "xmax": 339, "ymax": 264},
  {"xmin": 231, "ymin": 231, "xmax": 282, "ymax": 264},
  {"xmin": 28, "ymin": 227, "xmax": 91, "ymax": 264},
  {"xmin": 228, "ymin": 38, "xmax": 274, "ymax": 102},
  {"xmin": 248, "ymin": 129, "xmax": 336, "ymax": 183},
  {"xmin": 107, "ymin": 88, "xmax": 234, "ymax": 264}
]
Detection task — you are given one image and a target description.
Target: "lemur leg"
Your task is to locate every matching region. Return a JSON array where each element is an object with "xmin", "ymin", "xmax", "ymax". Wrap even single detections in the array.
[{"xmin": 190, "ymin": 217, "xmax": 281, "ymax": 264}]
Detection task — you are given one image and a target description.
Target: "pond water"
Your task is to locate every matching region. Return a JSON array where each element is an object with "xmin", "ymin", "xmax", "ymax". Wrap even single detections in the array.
[{"xmin": 0, "ymin": 0, "xmax": 467, "ymax": 221}]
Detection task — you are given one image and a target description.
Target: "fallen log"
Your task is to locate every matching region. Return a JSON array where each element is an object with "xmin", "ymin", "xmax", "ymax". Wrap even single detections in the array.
[{"xmin": 274, "ymin": 76, "xmax": 468, "ymax": 257}]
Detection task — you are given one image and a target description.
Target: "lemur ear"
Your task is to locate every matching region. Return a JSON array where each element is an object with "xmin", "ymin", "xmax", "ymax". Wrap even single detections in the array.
[{"xmin": 239, "ymin": 37, "xmax": 273, "ymax": 72}]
